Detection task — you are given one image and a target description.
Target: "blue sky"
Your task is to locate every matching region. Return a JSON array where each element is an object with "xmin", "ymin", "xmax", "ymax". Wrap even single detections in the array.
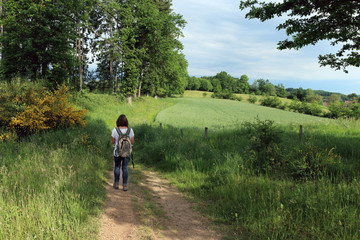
[{"xmin": 171, "ymin": 0, "xmax": 360, "ymax": 95}]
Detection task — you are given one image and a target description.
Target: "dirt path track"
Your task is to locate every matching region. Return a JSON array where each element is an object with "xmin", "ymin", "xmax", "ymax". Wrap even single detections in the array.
[{"xmin": 99, "ymin": 169, "xmax": 222, "ymax": 240}]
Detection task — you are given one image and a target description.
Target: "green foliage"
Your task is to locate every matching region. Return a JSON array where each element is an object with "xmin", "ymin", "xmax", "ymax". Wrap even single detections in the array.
[
  {"xmin": 287, "ymin": 143, "xmax": 343, "ymax": 181},
  {"xmin": 0, "ymin": 82, "xmax": 87, "ymax": 139},
  {"xmin": 260, "ymin": 96, "xmax": 282, "ymax": 108},
  {"xmin": 240, "ymin": 0, "xmax": 360, "ymax": 72},
  {"xmin": 306, "ymin": 94, "xmax": 323, "ymax": 104},
  {"xmin": 211, "ymin": 89, "xmax": 235, "ymax": 100},
  {"xmin": 248, "ymin": 94, "xmax": 258, "ymax": 104},
  {"xmin": 0, "ymin": 0, "xmax": 93, "ymax": 84},
  {"xmin": 327, "ymin": 94, "xmax": 342, "ymax": 105},
  {"xmin": 243, "ymin": 118, "xmax": 283, "ymax": 172}
]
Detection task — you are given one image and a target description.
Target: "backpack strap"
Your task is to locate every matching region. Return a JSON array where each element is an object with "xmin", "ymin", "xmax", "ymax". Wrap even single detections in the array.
[
  {"xmin": 115, "ymin": 127, "xmax": 131, "ymax": 138},
  {"xmin": 125, "ymin": 127, "xmax": 131, "ymax": 136},
  {"xmin": 115, "ymin": 127, "xmax": 123, "ymax": 138}
]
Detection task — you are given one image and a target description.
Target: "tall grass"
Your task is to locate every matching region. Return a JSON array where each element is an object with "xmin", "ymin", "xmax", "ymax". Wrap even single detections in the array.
[
  {"xmin": 3, "ymin": 91, "xmax": 360, "ymax": 239},
  {"xmin": 0, "ymin": 92, "xmax": 174, "ymax": 239},
  {"xmin": 135, "ymin": 97, "xmax": 360, "ymax": 239},
  {"xmin": 0, "ymin": 120, "xmax": 110, "ymax": 239},
  {"xmin": 135, "ymin": 121, "xmax": 360, "ymax": 239}
]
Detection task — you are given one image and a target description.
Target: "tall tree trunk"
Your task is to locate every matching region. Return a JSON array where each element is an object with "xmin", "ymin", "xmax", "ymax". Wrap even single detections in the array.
[
  {"xmin": 113, "ymin": 61, "xmax": 117, "ymax": 93},
  {"xmin": 78, "ymin": 27, "xmax": 84, "ymax": 91},
  {"xmin": 109, "ymin": 19, "xmax": 114, "ymax": 92},
  {"xmin": 138, "ymin": 67, "xmax": 144, "ymax": 97},
  {"xmin": 0, "ymin": 0, "xmax": 3, "ymax": 35}
]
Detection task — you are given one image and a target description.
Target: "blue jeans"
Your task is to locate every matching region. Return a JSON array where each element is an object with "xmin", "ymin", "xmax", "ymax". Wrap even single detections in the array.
[{"xmin": 114, "ymin": 156, "xmax": 130, "ymax": 185}]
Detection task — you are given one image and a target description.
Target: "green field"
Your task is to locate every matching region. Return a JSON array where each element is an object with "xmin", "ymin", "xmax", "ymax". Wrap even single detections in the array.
[
  {"xmin": 139, "ymin": 94, "xmax": 360, "ymax": 239},
  {"xmin": 156, "ymin": 97, "xmax": 329, "ymax": 129},
  {"xmin": 2, "ymin": 91, "xmax": 360, "ymax": 239}
]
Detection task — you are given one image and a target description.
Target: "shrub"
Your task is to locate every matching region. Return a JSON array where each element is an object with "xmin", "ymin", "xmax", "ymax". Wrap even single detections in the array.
[
  {"xmin": 243, "ymin": 118, "xmax": 283, "ymax": 172},
  {"xmin": 248, "ymin": 94, "xmax": 258, "ymax": 104},
  {"xmin": 211, "ymin": 90, "xmax": 235, "ymax": 100},
  {"xmin": 260, "ymin": 96, "xmax": 282, "ymax": 108},
  {"xmin": 286, "ymin": 143, "xmax": 342, "ymax": 181},
  {"xmin": 235, "ymin": 96, "xmax": 243, "ymax": 101},
  {"xmin": 0, "ymin": 82, "xmax": 87, "ymax": 139},
  {"xmin": 326, "ymin": 102, "xmax": 351, "ymax": 119},
  {"xmin": 288, "ymin": 100, "xmax": 304, "ymax": 113},
  {"xmin": 302, "ymin": 102, "xmax": 324, "ymax": 116}
]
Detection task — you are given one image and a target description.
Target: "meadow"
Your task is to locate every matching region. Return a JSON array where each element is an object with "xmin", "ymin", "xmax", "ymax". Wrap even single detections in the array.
[
  {"xmin": 0, "ymin": 92, "xmax": 174, "ymax": 239},
  {"xmin": 1, "ymin": 91, "xmax": 360, "ymax": 239},
  {"xmin": 139, "ymin": 94, "xmax": 360, "ymax": 239},
  {"xmin": 156, "ymin": 97, "xmax": 328, "ymax": 129}
]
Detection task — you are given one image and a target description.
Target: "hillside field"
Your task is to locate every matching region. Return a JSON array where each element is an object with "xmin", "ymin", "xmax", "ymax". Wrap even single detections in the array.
[
  {"xmin": 2, "ymin": 92, "xmax": 360, "ymax": 239},
  {"xmin": 156, "ymin": 97, "xmax": 329, "ymax": 129}
]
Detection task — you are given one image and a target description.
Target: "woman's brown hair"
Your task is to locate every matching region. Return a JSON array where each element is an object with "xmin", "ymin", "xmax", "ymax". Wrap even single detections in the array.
[{"xmin": 116, "ymin": 114, "xmax": 128, "ymax": 127}]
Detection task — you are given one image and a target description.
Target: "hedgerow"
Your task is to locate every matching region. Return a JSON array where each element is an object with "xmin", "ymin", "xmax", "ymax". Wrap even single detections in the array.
[{"xmin": 0, "ymin": 82, "xmax": 87, "ymax": 140}]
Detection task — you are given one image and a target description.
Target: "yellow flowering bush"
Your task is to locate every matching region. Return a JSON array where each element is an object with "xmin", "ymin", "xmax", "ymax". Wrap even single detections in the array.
[{"xmin": 0, "ymin": 82, "xmax": 87, "ymax": 139}]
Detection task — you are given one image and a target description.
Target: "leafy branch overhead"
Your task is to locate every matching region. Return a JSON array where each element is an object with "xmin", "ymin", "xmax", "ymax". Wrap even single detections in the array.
[{"xmin": 239, "ymin": 0, "xmax": 360, "ymax": 72}]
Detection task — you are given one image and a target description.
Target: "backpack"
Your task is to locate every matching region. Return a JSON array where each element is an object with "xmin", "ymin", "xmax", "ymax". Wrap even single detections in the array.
[{"xmin": 115, "ymin": 127, "xmax": 132, "ymax": 158}]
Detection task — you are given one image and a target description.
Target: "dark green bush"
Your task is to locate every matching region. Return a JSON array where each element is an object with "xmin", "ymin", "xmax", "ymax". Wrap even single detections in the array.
[
  {"xmin": 286, "ymin": 143, "xmax": 342, "ymax": 181},
  {"xmin": 260, "ymin": 96, "xmax": 282, "ymax": 108},
  {"xmin": 243, "ymin": 118, "xmax": 283, "ymax": 173},
  {"xmin": 248, "ymin": 94, "xmax": 258, "ymax": 104}
]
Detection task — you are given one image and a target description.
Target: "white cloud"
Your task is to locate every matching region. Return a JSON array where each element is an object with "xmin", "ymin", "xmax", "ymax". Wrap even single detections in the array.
[{"xmin": 172, "ymin": 0, "xmax": 360, "ymax": 94}]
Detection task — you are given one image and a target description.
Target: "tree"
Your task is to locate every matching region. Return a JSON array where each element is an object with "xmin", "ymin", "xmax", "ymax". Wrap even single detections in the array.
[
  {"xmin": 306, "ymin": 94, "xmax": 323, "ymax": 105},
  {"xmin": 275, "ymin": 83, "xmax": 287, "ymax": 97},
  {"xmin": 199, "ymin": 78, "xmax": 213, "ymax": 91},
  {"xmin": 240, "ymin": 0, "xmax": 360, "ymax": 72},
  {"xmin": 347, "ymin": 93, "xmax": 359, "ymax": 103},
  {"xmin": 89, "ymin": 0, "xmax": 187, "ymax": 98},
  {"xmin": 234, "ymin": 74, "xmax": 250, "ymax": 93},
  {"xmin": 327, "ymin": 94, "xmax": 342, "ymax": 105},
  {"xmin": 215, "ymin": 71, "xmax": 235, "ymax": 92},
  {"xmin": 0, "ymin": 0, "xmax": 95, "ymax": 87}
]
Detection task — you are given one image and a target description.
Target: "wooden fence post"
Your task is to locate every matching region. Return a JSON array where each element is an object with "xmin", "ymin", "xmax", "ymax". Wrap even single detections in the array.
[
  {"xmin": 180, "ymin": 128, "xmax": 183, "ymax": 137},
  {"xmin": 160, "ymin": 123, "xmax": 162, "ymax": 128},
  {"xmin": 204, "ymin": 127, "xmax": 208, "ymax": 140},
  {"xmin": 299, "ymin": 125, "xmax": 303, "ymax": 144}
]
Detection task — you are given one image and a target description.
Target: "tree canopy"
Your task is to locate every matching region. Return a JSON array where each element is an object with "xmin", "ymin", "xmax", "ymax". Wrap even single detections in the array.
[
  {"xmin": 0, "ymin": 0, "xmax": 188, "ymax": 98},
  {"xmin": 239, "ymin": 0, "xmax": 360, "ymax": 73}
]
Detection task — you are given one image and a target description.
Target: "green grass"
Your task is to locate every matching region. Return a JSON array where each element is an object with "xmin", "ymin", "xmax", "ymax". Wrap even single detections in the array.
[
  {"xmin": 3, "ymin": 91, "xmax": 360, "ymax": 239},
  {"xmin": 136, "ymin": 95, "xmax": 360, "ymax": 239},
  {"xmin": 0, "ymin": 92, "xmax": 173, "ymax": 239},
  {"xmin": 156, "ymin": 97, "xmax": 329, "ymax": 130}
]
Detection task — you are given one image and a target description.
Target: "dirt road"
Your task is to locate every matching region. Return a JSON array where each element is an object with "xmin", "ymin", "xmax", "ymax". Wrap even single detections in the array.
[{"xmin": 99, "ymin": 168, "xmax": 223, "ymax": 240}]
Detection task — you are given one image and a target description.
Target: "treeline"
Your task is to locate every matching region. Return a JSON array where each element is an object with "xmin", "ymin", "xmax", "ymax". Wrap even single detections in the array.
[
  {"xmin": 0, "ymin": 0, "xmax": 187, "ymax": 99},
  {"xmin": 186, "ymin": 71, "xmax": 359, "ymax": 104},
  {"xmin": 187, "ymin": 71, "xmax": 286, "ymax": 99}
]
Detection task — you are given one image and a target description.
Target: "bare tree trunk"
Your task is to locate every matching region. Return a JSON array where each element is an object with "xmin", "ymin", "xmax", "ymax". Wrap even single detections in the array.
[
  {"xmin": 109, "ymin": 22, "xmax": 113, "ymax": 92},
  {"xmin": 0, "ymin": 0, "xmax": 3, "ymax": 36},
  {"xmin": 138, "ymin": 67, "xmax": 144, "ymax": 97},
  {"xmin": 113, "ymin": 61, "xmax": 118, "ymax": 93},
  {"xmin": 127, "ymin": 96, "xmax": 132, "ymax": 105},
  {"xmin": 79, "ymin": 27, "xmax": 84, "ymax": 91},
  {"xmin": 0, "ymin": 0, "xmax": 3, "ymax": 60}
]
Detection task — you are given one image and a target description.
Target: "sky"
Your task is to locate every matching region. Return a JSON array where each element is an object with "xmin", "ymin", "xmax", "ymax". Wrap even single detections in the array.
[{"xmin": 171, "ymin": 0, "xmax": 360, "ymax": 95}]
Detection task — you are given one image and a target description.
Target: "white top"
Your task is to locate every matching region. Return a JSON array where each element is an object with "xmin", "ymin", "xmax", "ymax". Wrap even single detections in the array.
[{"xmin": 111, "ymin": 127, "xmax": 134, "ymax": 157}]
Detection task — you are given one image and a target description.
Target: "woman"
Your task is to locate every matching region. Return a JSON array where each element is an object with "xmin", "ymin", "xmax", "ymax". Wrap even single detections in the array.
[{"xmin": 111, "ymin": 114, "xmax": 135, "ymax": 191}]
